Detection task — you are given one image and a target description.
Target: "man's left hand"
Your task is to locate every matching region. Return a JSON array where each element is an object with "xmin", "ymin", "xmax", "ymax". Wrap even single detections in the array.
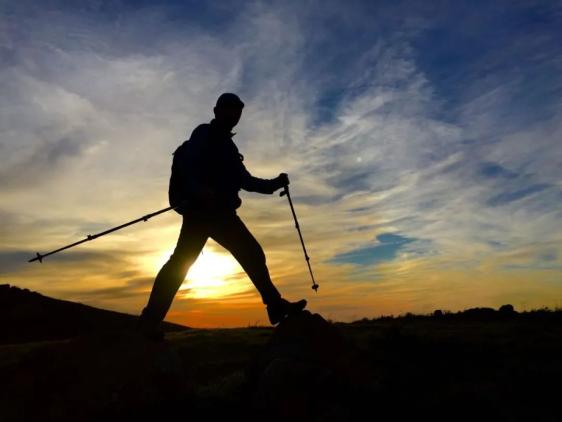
[{"xmin": 277, "ymin": 173, "xmax": 290, "ymax": 188}]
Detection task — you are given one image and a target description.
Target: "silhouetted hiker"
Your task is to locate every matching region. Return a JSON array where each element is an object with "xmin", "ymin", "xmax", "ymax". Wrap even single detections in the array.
[{"xmin": 137, "ymin": 93, "xmax": 307, "ymax": 341}]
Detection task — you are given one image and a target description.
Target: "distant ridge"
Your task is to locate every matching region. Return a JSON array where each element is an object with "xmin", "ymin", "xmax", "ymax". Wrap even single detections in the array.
[{"xmin": 0, "ymin": 284, "xmax": 189, "ymax": 345}]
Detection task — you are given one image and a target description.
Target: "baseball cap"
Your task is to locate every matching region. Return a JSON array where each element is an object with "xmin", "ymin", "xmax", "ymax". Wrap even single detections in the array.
[{"xmin": 215, "ymin": 93, "xmax": 244, "ymax": 109}]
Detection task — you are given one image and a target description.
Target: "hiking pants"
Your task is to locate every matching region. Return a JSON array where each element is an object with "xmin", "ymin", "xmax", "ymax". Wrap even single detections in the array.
[{"xmin": 140, "ymin": 211, "xmax": 282, "ymax": 323}]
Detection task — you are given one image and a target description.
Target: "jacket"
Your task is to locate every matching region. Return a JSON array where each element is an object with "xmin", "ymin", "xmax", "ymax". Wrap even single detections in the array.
[{"xmin": 169, "ymin": 119, "xmax": 281, "ymax": 214}]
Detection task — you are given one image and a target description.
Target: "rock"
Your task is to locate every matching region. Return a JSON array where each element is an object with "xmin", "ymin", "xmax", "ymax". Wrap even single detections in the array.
[
  {"xmin": 250, "ymin": 311, "xmax": 359, "ymax": 420},
  {"xmin": 265, "ymin": 311, "xmax": 347, "ymax": 365}
]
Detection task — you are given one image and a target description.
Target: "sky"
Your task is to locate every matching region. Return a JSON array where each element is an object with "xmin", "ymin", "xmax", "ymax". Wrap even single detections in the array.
[{"xmin": 1, "ymin": 0, "xmax": 561, "ymax": 327}]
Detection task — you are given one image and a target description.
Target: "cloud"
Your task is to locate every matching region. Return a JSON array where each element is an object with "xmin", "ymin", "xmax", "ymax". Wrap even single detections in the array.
[
  {"xmin": 70, "ymin": 276, "xmax": 155, "ymax": 301},
  {"xmin": 1, "ymin": 1, "xmax": 562, "ymax": 324},
  {"xmin": 0, "ymin": 250, "xmax": 32, "ymax": 273},
  {"xmin": 478, "ymin": 162, "xmax": 519, "ymax": 180},
  {"xmin": 486, "ymin": 183, "xmax": 550, "ymax": 207}
]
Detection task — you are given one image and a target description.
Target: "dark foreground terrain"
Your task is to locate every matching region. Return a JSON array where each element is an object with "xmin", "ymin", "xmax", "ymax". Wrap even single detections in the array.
[{"xmin": 1, "ymin": 285, "xmax": 561, "ymax": 421}]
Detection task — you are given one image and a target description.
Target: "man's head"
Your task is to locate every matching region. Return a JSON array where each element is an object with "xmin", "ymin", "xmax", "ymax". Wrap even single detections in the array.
[{"xmin": 213, "ymin": 93, "xmax": 244, "ymax": 130}]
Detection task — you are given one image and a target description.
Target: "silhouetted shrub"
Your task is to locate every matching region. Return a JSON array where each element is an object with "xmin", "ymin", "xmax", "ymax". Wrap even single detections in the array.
[
  {"xmin": 499, "ymin": 304, "xmax": 515, "ymax": 314},
  {"xmin": 461, "ymin": 307, "xmax": 497, "ymax": 321}
]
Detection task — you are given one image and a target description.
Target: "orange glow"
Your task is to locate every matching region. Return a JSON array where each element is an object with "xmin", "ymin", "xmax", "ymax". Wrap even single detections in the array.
[{"xmin": 145, "ymin": 245, "xmax": 251, "ymax": 300}]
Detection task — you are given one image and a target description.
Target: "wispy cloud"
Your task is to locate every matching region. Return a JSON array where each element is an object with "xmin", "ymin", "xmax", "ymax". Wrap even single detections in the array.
[{"xmin": 1, "ymin": 0, "xmax": 561, "ymax": 325}]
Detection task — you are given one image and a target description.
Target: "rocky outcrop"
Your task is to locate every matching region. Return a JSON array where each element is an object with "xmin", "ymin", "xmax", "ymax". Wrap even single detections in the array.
[{"xmin": 250, "ymin": 311, "xmax": 365, "ymax": 421}]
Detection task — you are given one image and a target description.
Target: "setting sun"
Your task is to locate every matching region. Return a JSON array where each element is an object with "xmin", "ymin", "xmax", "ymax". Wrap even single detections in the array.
[{"xmin": 148, "ymin": 244, "xmax": 252, "ymax": 300}]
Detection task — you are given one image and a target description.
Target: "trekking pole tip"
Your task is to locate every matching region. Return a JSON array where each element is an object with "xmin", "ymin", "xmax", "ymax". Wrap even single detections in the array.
[{"xmin": 29, "ymin": 252, "xmax": 43, "ymax": 263}]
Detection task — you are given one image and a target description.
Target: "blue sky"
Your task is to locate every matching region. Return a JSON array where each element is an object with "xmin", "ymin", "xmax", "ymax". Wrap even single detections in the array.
[
  {"xmin": 331, "ymin": 233, "xmax": 415, "ymax": 266},
  {"xmin": 1, "ymin": 0, "xmax": 561, "ymax": 325}
]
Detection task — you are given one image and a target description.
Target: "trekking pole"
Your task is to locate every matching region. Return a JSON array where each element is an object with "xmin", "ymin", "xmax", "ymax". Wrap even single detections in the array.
[
  {"xmin": 280, "ymin": 185, "xmax": 319, "ymax": 292},
  {"xmin": 28, "ymin": 201, "xmax": 187, "ymax": 263}
]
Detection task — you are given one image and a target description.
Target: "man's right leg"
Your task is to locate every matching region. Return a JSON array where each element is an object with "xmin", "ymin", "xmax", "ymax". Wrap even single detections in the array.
[{"xmin": 139, "ymin": 212, "xmax": 209, "ymax": 329}]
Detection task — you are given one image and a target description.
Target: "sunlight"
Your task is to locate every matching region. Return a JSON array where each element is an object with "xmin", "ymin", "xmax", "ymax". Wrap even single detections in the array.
[{"xmin": 149, "ymin": 245, "xmax": 250, "ymax": 300}]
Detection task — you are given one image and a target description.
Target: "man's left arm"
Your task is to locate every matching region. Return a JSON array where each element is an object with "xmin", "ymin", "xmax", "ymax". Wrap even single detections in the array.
[{"xmin": 240, "ymin": 164, "xmax": 289, "ymax": 194}]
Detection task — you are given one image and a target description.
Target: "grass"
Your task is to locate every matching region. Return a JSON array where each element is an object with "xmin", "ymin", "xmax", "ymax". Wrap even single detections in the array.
[{"xmin": 2, "ymin": 308, "xmax": 561, "ymax": 421}]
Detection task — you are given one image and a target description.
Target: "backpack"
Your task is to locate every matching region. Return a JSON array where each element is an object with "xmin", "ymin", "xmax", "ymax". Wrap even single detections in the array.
[{"xmin": 168, "ymin": 140, "xmax": 191, "ymax": 215}]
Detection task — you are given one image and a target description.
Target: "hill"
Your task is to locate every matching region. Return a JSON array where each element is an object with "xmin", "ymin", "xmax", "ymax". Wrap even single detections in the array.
[
  {"xmin": 1, "ymin": 284, "xmax": 560, "ymax": 421},
  {"xmin": 0, "ymin": 284, "xmax": 187, "ymax": 345}
]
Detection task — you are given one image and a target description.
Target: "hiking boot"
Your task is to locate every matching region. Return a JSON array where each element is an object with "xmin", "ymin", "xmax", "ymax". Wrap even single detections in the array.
[
  {"xmin": 136, "ymin": 314, "xmax": 165, "ymax": 342},
  {"xmin": 267, "ymin": 298, "xmax": 307, "ymax": 325}
]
